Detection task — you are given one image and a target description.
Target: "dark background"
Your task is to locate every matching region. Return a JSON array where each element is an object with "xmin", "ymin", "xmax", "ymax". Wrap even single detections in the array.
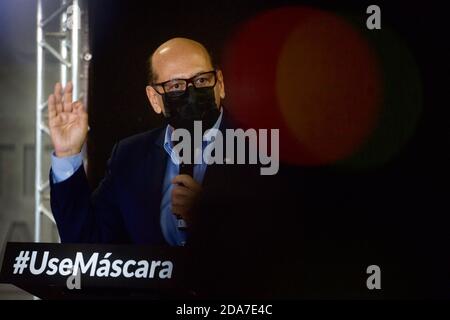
[{"xmin": 86, "ymin": 0, "xmax": 449, "ymax": 298}]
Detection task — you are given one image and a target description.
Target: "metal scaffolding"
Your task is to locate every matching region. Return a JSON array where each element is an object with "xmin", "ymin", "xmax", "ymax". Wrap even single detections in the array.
[{"xmin": 35, "ymin": 0, "xmax": 91, "ymax": 242}]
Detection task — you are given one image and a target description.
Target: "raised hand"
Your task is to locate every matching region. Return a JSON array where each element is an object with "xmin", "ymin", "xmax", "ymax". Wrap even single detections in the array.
[{"xmin": 48, "ymin": 82, "xmax": 88, "ymax": 158}]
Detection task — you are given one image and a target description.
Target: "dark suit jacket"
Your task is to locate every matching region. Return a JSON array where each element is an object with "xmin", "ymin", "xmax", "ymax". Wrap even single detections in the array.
[
  {"xmin": 51, "ymin": 125, "xmax": 170, "ymax": 244},
  {"xmin": 51, "ymin": 113, "xmax": 436, "ymax": 299},
  {"xmin": 49, "ymin": 114, "xmax": 273, "ymax": 297},
  {"xmin": 50, "ymin": 114, "xmax": 260, "ymax": 244}
]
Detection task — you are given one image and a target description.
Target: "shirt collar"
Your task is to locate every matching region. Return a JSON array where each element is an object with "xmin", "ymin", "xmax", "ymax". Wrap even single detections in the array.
[{"xmin": 163, "ymin": 108, "xmax": 223, "ymax": 161}]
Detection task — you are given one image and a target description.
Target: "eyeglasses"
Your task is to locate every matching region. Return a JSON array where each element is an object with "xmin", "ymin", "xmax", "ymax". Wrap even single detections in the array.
[{"xmin": 152, "ymin": 70, "xmax": 217, "ymax": 96}]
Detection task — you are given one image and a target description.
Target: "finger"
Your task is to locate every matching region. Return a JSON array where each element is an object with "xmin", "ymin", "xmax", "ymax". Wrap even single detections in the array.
[
  {"xmin": 63, "ymin": 98, "xmax": 73, "ymax": 112},
  {"xmin": 54, "ymin": 82, "xmax": 63, "ymax": 113},
  {"xmin": 54, "ymin": 82, "xmax": 62, "ymax": 103},
  {"xmin": 171, "ymin": 205, "xmax": 187, "ymax": 217},
  {"xmin": 63, "ymin": 81, "xmax": 73, "ymax": 112},
  {"xmin": 172, "ymin": 196, "xmax": 190, "ymax": 206},
  {"xmin": 71, "ymin": 100, "xmax": 81, "ymax": 113},
  {"xmin": 172, "ymin": 191, "xmax": 196, "ymax": 207},
  {"xmin": 172, "ymin": 174, "xmax": 202, "ymax": 191},
  {"xmin": 75, "ymin": 100, "xmax": 84, "ymax": 109},
  {"xmin": 72, "ymin": 100, "xmax": 81, "ymax": 111},
  {"xmin": 74, "ymin": 102, "xmax": 88, "ymax": 120},
  {"xmin": 171, "ymin": 185, "xmax": 192, "ymax": 198},
  {"xmin": 48, "ymin": 94, "xmax": 56, "ymax": 119}
]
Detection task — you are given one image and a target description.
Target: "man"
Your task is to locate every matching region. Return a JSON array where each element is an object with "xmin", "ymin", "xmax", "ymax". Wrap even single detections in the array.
[
  {"xmin": 48, "ymin": 37, "xmax": 272, "ymax": 297},
  {"xmin": 48, "ymin": 37, "xmax": 233, "ymax": 245}
]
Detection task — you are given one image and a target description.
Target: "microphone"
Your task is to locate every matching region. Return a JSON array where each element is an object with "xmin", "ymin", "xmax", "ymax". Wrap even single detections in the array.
[
  {"xmin": 176, "ymin": 162, "xmax": 194, "ymax": 230},
  {"xmin": 179, "ymin": 162, "xmax": 194, "ymax": 176}
]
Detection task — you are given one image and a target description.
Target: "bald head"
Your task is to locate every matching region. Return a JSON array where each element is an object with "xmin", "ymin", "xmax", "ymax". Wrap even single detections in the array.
[
  {"xmin": 148, "ymin": 37, "xmax": 214, "ymax": 84},
  {"xmin": 145, "ymin": 37, "xmax": 225, "ymax": 115}
]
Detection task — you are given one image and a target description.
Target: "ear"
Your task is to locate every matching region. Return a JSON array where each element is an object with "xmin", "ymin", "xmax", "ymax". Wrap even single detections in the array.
[
  {"xmin": 216, "ymin": 70, "xmax": 225, "ymax": 99},
  {"xmin": 146, "ymin": 85, "xmax": 163, "ymax": 114}
]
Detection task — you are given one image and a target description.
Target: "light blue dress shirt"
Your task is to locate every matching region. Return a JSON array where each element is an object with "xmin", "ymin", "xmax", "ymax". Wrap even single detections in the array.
[
  {"xmin": 51, "ymin": 109, "xmax": 223, "ymax": 246},
  {"xmin": 51, "ymin": 152, "xmax": 83, "ymax": 183}
]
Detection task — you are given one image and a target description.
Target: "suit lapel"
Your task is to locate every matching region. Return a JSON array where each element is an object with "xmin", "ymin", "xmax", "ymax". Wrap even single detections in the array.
[{"xmin": 141, "ymin": 128, "xmax": 168, "ymax": 244}]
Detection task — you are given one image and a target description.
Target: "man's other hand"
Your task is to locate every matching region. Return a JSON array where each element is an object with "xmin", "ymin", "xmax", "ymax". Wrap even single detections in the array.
[{"xmin": 171, "ymin": 174, "xmax": 202, "ymax": 225}]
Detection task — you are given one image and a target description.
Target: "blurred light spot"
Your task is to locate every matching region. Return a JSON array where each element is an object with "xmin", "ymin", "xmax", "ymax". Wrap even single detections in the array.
[
  {"xmin": 334, "ymin": 26, "xmax": 422, "ymax": 170},
  {"xmin": 223, "ymin": 6, "xmax": 421, "ymax": 167},
  {"xmin": 276, "ymin": 10, "xmax": 381, "ymax": 165}
]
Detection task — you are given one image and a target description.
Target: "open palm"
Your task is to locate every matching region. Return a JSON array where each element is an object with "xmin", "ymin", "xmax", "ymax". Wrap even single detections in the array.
[{"xmin": 48, "ymin": 82, "xmax": 88, "ymax": 157}]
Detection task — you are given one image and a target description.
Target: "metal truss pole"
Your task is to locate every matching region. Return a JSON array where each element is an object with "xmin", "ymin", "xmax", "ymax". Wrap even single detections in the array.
[
  {"xmin": 35, "ymin": 0, "xmax": 91, "ymax": 243},
  {"xmin": 35, "ymin": 0, "xmax": 43, "ymax": 243}
]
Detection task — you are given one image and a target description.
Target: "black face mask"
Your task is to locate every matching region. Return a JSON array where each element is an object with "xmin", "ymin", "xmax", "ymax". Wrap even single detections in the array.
[{"xmin": 162, "ymin": 86, "xmax": 220, "ymax": 133}]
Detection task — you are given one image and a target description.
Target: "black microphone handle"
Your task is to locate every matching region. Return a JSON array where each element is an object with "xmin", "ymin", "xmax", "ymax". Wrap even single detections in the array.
[
  {"xmin": 176, "ymin": 162, "xmax": 194, "ymax": 230},
  {"xmin": 179, "ymin": 162, "xmax": 194, "ymax": 176}
]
